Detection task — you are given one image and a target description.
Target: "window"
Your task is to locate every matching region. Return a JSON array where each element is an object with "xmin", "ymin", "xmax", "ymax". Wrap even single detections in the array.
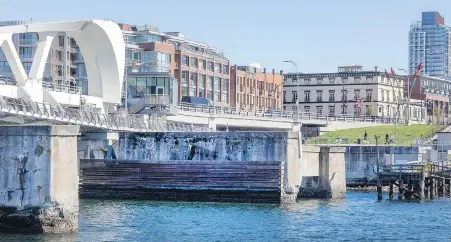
[
  {"xmin": 200, "ymin": 60, "xmax": 206, "ymax": 70},
  {"xmin": 329, "ymin": 90, "xmax": 335, "ymax": 102},
  {"xmin": 329, "ymin": 106, "xmax": 335, "ymax": 116},
  {"xmin": 283, "ymin": 91, "xmax": 286, "ymax": 103},
  {"xmin": 316, "ymin": 90, "xmax": 323, "ymax": 102},
  {"xmin": 182, "ymin": 55, "xmax": 189, "ymax": 66},
  {"xmin": 189, "ymin": 73, "xmax": 197, "ymax": 96},
  {"xmin": 304, "ymin": 91, "xmax": 310, "ymax": 102},
  {"xmin": 329, "ymin": 77, "xmax": 335, "ymax": 83},
  {"xmin": 304, "ymin": 106, "xmax": 310, "ymax": 113},
  {"xmin": 366, "ymin": 76, "xmax": 373, "ymax": 82},
  {"xmin": 222, "ymin": 78, "xmax": 229, "ymax": 103},
  {"xmin": 292, "ymin": 77, "xmax": 298, "ymax": 84},
  {"xmin": 181, "ymin": 71, "xmax": 189, "ymax": 96},
  {"xmin": 199, "ymin": 75, "xmax": 206, "ymax": 97},
  {"xmin": 354, "ymin": 104, "xmax": 361, "ymax": 116},
  {"xmin": 316, "ymin": 106, "xmax": 323, "ymax": 115},
  {"xmin": 160, "ymin": 52, "xmax": 171, "ymax": 62},
  {"xmin": 19, "ymin": 47, "xmax": 33, "ymax": 58},
  {"xmin": 190, "ymin": 57, "xmax": 198, "ymax": 68},
  {"xmin": 214, "ymin": 77, "xmax": 221, "ymax": 101},
  {"xmin": 214, "ymin": 63, "xmax": 221, "ymax": 73},
  {"xmin": 381, "ymin": 91, "xmax": 385, "ymax": 101},
  {"xmin": 354, "ymin": 89, "xmax": 360, "ymax": 100},
  {"xmin": 366, "ymin": 89, "xmax": 373, "ymax": 101},
  {"xmin": 207, "ymin": 62, "xmax": 214, "ymax": 71},
  {"xmin": 317, "ymin": 78, "xmax": 323, "ymax": 84},
  {"xmin": 304, "ymin": 78, "xmax": 311, "ymax": 84},
  {"xmin": 292, "ymin": 91, "xmax": 298, "ymax": 102},
  {"xmin": 354, "ymin": 77, "xmax": 361, "ymax": 84},
  {"xmin": 207, "ymin": 76, "xmax": 213, "ymax": 100},
  {"xmin": 223, "ymin": 65, "xmax": 229, "ymax": 74},
  {"xmin": 342, "ymin": 77, "xmax": 348, "ymax": 83}
]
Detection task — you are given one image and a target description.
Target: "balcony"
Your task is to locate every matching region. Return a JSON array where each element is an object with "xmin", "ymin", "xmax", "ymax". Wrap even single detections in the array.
[{"xmin": 19, "ymin": 39, "xmax": 39, "ymax": 46}]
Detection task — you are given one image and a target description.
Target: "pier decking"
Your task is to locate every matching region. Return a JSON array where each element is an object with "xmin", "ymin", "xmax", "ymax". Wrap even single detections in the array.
[{"xmin": 377, "ymin": 162, "xmax": 451, "ymax": 201}]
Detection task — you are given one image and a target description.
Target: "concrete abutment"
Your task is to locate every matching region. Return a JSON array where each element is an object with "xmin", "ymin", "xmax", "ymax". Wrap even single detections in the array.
[{"xmin": 0, "ymin": 125, "xmax": 79, "ymax": 233}]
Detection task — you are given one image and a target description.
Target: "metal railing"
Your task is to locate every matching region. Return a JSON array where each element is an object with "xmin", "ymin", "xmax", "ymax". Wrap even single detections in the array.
[
  {"xmin": 306, "ymin": 136, "xmax": 429, "ymax": 146},
  {"xmin": 0, "ymin": 96, "xmax": 211, "ymax": 132},
  {"xmin": 42, "ymin": 82, "xmax": 82, "ymax": 94},
  {"xmin": 129, "ymin": 94, "xmax": 171, "ymax": 114},
  {"xmin": 175, "ymin": 103, "xmax": 423, "ymax": 124}
]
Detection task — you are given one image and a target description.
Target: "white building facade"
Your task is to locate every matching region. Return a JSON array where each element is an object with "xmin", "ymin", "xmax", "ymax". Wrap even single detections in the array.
[{"xmin": 283, "ymin": 66, "xmax": 422, "ymax": 120}]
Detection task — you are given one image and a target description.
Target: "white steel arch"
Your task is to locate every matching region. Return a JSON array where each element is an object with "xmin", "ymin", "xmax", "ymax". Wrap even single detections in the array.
[{"xmin": 0, "ymin": 20, "xmax": 125, "ymax": 108}]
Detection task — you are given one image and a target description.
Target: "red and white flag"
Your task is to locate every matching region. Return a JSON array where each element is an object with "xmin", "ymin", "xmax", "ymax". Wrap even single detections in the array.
[
  {"xmin": 384, "ymin": 69, "xmax": 390, "ymax": 78},
  {"xmin": 415, "ymin": 63, "xmax": 423, "ymax": 78},
  {"xmin": 390, "ymin": 67, "xmax": 396, "ymax": 76}
]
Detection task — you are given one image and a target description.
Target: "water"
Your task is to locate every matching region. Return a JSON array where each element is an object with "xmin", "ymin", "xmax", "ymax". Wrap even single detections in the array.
[{"xmin": 2, "ymin": 192, "xmax": 451, "ymax": 241}]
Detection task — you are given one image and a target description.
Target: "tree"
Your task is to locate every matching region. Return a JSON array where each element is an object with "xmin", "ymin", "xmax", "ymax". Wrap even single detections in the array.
[{"xmin": 366, "ymin": 105, "xmax": 373, "ymax": 116}]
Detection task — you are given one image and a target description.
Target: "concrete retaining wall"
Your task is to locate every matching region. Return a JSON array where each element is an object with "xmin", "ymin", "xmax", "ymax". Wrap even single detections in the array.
[{"xmin": 345, "ymin": 146, "xmax": 420, "ymax": 186}]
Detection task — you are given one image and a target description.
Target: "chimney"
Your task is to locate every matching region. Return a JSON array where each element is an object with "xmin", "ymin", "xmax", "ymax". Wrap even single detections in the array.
[
  {"xmin": 263, "ymin": 68, "xmax": 266, "ymax": 73},
  {"xmin": 272, "ymin": 69, "xmax": 275, "ymax": 74},
  {"xmin": 280, "ymin": 70, "xmax": 283, "ymax": 75}
]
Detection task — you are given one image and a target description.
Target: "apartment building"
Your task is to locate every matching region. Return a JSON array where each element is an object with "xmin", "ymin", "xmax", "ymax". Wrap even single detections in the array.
[
  {"xmin": 114, "ymin": 23, "xmax": 230, "ymax": 106},
  {"xmin": 230, "ymin": 63, "xmax": 283, "ymax": 110},
  {"xmin": 0, "ymin": 20, "xmax": 78, "ymax": 86},
  {"xmin": 283, "ymin": 66, "xmax": 418, "ymax": 119},
  {"xmin": 409, "ymin": 12, "xmax": 451, "ymax": 77}
]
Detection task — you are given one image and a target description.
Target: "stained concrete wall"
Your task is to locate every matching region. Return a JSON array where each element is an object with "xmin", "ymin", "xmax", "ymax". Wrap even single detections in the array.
[
  {"xmin": 345, "ymin": 146, "xmax": 420, "ymax": 186},
  {"xmin": 0, "ymin": 125, "xmax": 79, "ymax": 233},
  {"xmin": 119, "ymin": 132, "xmax": 287, "ymax": 162}
]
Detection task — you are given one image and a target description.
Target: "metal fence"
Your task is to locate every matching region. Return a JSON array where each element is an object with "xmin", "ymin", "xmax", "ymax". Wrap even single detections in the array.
[
  {"xmin": 306, "ymin": 136, "xmax": 430, "ymax": 146},
  {"xmin": 175, "ymin": 102, "xmax": 424, "ymax": 124},
  {"xmin": 0, "ymin": 96, "xmax": 211, "ymax": 132}
]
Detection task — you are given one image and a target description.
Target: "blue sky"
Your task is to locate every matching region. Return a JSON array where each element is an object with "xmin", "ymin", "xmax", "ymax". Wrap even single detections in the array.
[{"xmin": 2, "ymin": 0, "xmax": 450, "ymax": 73}]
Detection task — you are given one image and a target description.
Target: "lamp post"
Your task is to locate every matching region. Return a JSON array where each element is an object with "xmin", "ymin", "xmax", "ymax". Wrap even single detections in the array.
[
  {"xmin": 399, "ymin": 68, "xmax": 411, "ymax": 125},
  {"xmin": 283, "ymin": 61, "xmax": 299, "ymax": 116},
  {"xmin": 271, "ymin": 83, "xmax": 282, "ymax": 110}
]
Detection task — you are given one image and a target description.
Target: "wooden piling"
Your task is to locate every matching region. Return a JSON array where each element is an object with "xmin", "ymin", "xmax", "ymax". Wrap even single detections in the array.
[
  {"xmin": 430, "ymin": 178, "xmax": 435, "ymax": 200},
  {"xmin": 441, "ymin": 178, "xmax": 446, "ymax": 197},
  {"xmin": 389, "ymin": 181, "xmax": 394, "ymax": 200},
  {"xmin": 448, "ymin": 179, "xmax": 451, "ymax": 198},
  {"xmin": 399, "ymin": 179, "xmax": 404, "ymax": 200},
  {"xmin": 377, "ymin": 180, "xmax": 383, "ymax": 201},
  {"xmin": 434, "ymin": 178, "xmax": 438, "ymax": 197},
  {"xmin": 419, "ymin": 166, "xmax": 425, "ymax": 201}
]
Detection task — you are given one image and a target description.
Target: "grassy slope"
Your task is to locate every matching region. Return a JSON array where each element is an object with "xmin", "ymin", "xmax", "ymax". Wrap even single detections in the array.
[{"xmin": 307, "ymin": 124, "xmax": 442, "ymax": 146}]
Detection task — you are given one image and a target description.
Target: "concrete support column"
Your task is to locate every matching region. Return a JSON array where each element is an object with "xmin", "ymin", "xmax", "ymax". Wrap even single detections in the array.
[
  {"xmin": 319, "ymin": 146, "xmax": 347, "ymax": 198},
  {"xmin": 281, "ymin": 132, "xmax": 302, "ymax": 202},
  {"xmin": 79, "ymin": 131, "xmax": 119, "ymax": 160},
  {"xmin": 0, "ymin": 125, "xmax": 80, "ymax": 233}
]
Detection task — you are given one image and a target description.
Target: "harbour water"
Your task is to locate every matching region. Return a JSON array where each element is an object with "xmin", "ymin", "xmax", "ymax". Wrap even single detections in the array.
[{"xmin": 1, "ymin": 192, "xmax": 451, "ymax": 241}]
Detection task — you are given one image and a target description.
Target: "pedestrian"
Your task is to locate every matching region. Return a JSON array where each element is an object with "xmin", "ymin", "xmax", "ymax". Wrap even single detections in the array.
[
  {"xmin": 364, "ymin": 131, "xmax": 368, "ymax": 141},
  {"xmin": 385, "ymin": 133, "xmax": 389, "ymax": 145}
]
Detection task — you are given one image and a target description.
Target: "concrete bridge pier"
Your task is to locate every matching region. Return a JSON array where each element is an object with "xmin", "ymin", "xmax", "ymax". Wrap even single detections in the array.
[{"xmin": 0, "ymin": 125, "xmax": 80, "ymax": 233}]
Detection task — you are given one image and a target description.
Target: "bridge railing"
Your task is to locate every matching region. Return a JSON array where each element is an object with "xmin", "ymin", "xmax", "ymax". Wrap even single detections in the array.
[
  {"xmin": 42, "ymin": 82, "xmax": 82, "ymax": 94},
  {"xmin": 176, "ymin": 103, "xmax": 422, "ymax": 124},
  {"xmin": 0, "ymin": 96, "xmax": 211, "ymax": 132},
  {"xmin": 306, "ymin": 136, "xmax": 427, "ymax": 146}
]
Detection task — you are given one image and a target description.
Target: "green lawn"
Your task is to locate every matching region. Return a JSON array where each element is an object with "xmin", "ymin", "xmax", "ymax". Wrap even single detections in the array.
[{"xmin": 307, "ymin": 124, "xmax": 443, "ymax": 146}]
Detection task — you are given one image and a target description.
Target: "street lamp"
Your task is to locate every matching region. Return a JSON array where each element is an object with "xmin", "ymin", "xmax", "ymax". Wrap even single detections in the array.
[
  {"xmin": 283, "ymin": 60, "xmax": 299, "ymax": 116},
  {"xmin": 399, "ymin": 68, "xmax": 411, "ymax": 125}
]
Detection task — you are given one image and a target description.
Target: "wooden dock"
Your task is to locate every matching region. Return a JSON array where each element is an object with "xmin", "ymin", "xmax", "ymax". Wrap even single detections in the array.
[{"xmin": 377, "ymin": 162, "xmax": 451, "ymax": 201}]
